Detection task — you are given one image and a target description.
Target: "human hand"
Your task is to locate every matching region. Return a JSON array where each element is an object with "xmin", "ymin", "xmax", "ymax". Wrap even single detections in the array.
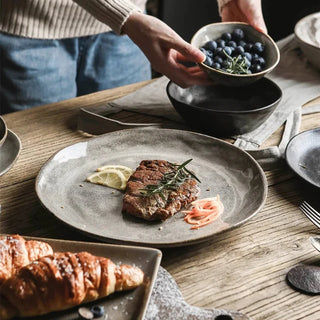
[
  {"xmin": 220, "ymin": 0, "xmax": 267, "ymax": 33},
  {"xmin": 122, "ymin": 12, "xmax": 212, "ymax": 88}
]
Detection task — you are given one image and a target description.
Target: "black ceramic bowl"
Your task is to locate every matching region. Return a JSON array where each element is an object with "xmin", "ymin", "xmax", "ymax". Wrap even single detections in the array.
[{"xmin": 167, "ymin": 78, "xmax": 282, "ymax": 137}]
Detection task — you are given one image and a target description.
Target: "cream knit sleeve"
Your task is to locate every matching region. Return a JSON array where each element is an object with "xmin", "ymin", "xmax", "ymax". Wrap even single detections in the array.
[{"xmin": 73, "ymin": 0, "xmax": 143, "ymax": 34}]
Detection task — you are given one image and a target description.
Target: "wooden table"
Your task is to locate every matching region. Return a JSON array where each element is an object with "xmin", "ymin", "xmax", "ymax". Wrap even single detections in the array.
[{"xmin": 1, "ymin": 81, "xmax": 320, "ymax": 320}]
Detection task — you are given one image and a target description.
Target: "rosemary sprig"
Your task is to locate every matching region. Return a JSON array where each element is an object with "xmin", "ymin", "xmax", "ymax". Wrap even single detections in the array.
[
  {"xmin": 139, "ymin": 159, "xmax": 201, "ymax": 199},
  {"xmin": 223, "ymin": 50, "xmax": 250, "ymax": 74}
]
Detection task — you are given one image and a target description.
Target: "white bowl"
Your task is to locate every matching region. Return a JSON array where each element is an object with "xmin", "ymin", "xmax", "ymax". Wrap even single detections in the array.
[{"xmin": 294, "ymin": 12, "xmax": 320, "ymax": 70}]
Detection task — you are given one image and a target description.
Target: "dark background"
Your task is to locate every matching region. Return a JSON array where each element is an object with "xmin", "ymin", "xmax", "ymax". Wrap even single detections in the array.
[{"xmin": 148, "ymin": 0, "xmax": 320, "ymax": 42}]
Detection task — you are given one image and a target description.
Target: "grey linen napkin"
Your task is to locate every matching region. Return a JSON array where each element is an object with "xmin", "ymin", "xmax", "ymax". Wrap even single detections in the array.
[{"xmin": 106, "ymin": 34, "xmax": 320, "ymax": 170}]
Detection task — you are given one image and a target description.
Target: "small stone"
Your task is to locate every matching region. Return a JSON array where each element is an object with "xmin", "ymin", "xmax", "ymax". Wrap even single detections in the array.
[
  {"xmin": 158, "ymin": 227, "xmax": 163, "ymax": 231},
  {"xmin": 78, "ymin": 307, "xmax": 94, "ymax": 319},
  {"xmin": 287, "ymin": 265, "xmax": 320, "ymax": 294}
]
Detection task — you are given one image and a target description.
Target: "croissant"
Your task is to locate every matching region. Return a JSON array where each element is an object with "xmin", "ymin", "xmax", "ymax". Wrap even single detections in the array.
[
  {"xmin": 0, "ymin": 234, "xmax": 53, "ymax": 285},
  {"xmin": 0, "ymin": 251, "xmax": 144, "ymax": 320}
]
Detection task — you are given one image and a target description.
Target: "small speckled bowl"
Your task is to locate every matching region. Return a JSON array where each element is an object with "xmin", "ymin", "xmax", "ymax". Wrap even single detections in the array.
[
  {"xmin": 0, "ymin": 116, "xmax": 8, "ymax": 148},
  {"xmin": 191, "ymin": 22, "xmax": 280, "ymax": 87},
  {"xmin": 295, "ymin": 12, "xmax": 320, "ymax": 71}
]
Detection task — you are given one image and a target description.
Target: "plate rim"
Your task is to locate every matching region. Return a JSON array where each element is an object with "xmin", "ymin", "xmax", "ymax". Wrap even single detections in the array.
[
  {"xmin": 35, "ymin": 128, "xmax": 268, "ymax": 247},
  {"xmin": 285, "ymin": 127, "xmax": 320, "ymax": 188},
  {"xmin": 0, "ymin": 115, "xmax": 8, "ymax": 147},
  {"xmin": 0, "ymin": 129, "xmax": 22, "ymax": 176}
]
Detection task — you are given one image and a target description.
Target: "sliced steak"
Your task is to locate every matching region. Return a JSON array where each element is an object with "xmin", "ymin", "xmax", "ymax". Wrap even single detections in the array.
[{"xmin": 122, "ymin": 160, "xmax": 200, "ymax": 221}]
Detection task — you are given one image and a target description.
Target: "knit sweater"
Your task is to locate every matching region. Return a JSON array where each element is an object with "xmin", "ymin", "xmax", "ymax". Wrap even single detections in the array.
[{"xmin": 0, "ymin": 0, "xmax": 146, "ymax": 39}]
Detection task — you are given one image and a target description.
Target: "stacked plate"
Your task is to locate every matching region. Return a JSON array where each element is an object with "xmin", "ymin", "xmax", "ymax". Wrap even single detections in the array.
[
  {"xmin": 294, "ymin": 12, "xmax": 320, "ymax": 70},
  {"xmin": 0, "ymin": 116, "xmax": 21, "ymax": 176}
]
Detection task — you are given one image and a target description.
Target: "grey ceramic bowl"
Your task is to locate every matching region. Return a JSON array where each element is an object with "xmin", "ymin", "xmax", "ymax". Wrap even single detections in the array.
[
  {"xmin": 191, "ymin": 22, "xmax": 280, "ymax": 86},
  {"xmin": 294, "ymin": 12, "xmax": 320, "ymax": 71},
  {"xmin": 0, "ymin": 116, "xmax": 7, "ymax": 147},
  {"xmin": 167, "ymin": 78, "xmax": 282, "ymax": 137}
]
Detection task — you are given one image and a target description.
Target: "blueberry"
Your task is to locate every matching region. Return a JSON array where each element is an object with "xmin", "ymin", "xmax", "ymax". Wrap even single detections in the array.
[
  {"xmin": 222, "ymin": 60, "xmax": 232, "ymax": 69},
  {"xmin": 221, "ymin": 32, "xmax": 232, "ymax": 41},
  {"xmin": 251, "ymin": 56, "xmax": 260, "ymax": 65},
  {"xmin": 244, "ymin": 43, "xmax": 253, "ymax": 52},
  {"xmin": 235, "ymin": 55, "xmax": 244, "ymax": 62},
  {"xmin": 223, "ymin": 46, "xmax": 232, "ymax": 56},
  {"xmin": 234, "ymin": 46, "xmax": 245, "ymax": 55},
  {"xmin": 252, "ymin": 56, "xmax": 265, "ymax": 66},
  {"xmin": 212, "ymin": 62, "xmax": 221, "ymax": 69},
  {"xmin": 215, "ymin": 47, "xmax": 225, "ymax": 57},
  {"xmin": 216, "ymin": 39, "xmax": 226, "ymax": 48},
  {"xmin": 204, "ymin": 40, "xmax": 217, "ymax": 52},
  {"xmin": 252, "ymin": 53, "xmax": 260, "ymax": 60},
  {"xmin": 243, "ymin": 52, "xmax": 252, "ymax": 62},
  {"xmin": 227, "ymin": 40, "xmax": 237, "ymax": 48},
  {"xmin": 200, "ymin": 47, "xmax": 207, "ymax": 55},
  {"xmin": 251, "ymin": 63, "xmax": 262, "ymax": 73},
  {"xmin": 252, "ymin": 42, "xmax": 264, "ymax": 54},
  {"xmin": 206, "ymin": 49, "xmax": 214, "ymax": 57},
  {"xmin": 258, "ymin": 56, "xmax": 266, "ymax": 66},
  {"xmin": 243, "ymin": 57, "xmax": 251, "ymax": 68},
  {"xmin": 90, "ymin": 305, "xmax": 105, "ymax": 318},
  {"xmin": 238, "ymin": 40, "xmax": 246, "ymax": 47},
  {"xmin": 232, "ymin": 28, "xmax": 245, "ymax": 41},
  {"xmin": 213, "ymin": 55, "xmax": 223, "ymax": 64},
  {"xmin": 204, "ymin": 56, "xmax": 213, "ymax": 66}
]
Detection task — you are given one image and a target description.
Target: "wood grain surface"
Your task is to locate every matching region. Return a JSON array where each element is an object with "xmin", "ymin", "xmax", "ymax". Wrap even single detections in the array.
[{"xmin": 1, "ymin": 80, "xmax": 320, "ymax": 320}]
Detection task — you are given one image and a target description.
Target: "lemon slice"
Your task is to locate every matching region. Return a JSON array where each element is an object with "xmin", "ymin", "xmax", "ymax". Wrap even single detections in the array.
[
  {"xmin": 97, "ymin": 165, "xmax": 134, "ymax": 180},
  {"xmin": 86, "ymin": 169, "xmax": 127, "ymax": 190}
]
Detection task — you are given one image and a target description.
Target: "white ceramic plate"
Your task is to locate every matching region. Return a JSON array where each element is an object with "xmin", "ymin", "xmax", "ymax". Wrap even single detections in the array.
[{"xmin": 36, "ymin": 128, "xmax": 267, "ymax": 247}]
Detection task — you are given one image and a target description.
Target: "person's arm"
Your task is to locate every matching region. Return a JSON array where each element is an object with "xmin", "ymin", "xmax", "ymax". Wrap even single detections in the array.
[
  {"xmin": 122, "ymin": 12, "xmax": 211, "ymax": 88},
  {"xmin": 73, "ymin": 1, "xmax": 210, "ymax": 87},
  {"xmin": 73, "ymin": 0, "xmax": 142, "ymax": 35},
  {"xmin": 217, "ymin": 0, "xmax": 267, "ymax": 33}
]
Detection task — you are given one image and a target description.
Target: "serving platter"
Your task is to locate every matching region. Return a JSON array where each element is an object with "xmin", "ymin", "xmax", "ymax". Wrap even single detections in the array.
[
  {"xmin": 285, "ymin": 127, "xmax": 320, "ymax": 188},
  {"xmin": 36, "ymin": 128, "xmax": 267, "ymax": 247},
  {"xmin": 8, "ymin": 235, "xmax": 162, "ymax": 320}
]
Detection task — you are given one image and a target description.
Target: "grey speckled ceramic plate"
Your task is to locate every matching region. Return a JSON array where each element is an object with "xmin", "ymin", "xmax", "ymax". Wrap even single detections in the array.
[
  {"xmin": 36, "ymin": 128, "xmax": 267, "ymax": 247},
  {"xmin": 0, "ymin": 129, "xmax": 21, "ymax": 176},
  {"xmin": 285, "ymin": 128, "xmax": 320, "ymax": 188},
  {"xmin": 0, "ymin": 116, "xmax": 7, "ymax": 147},
  {"xmin": 11, "ymin": 235, "xmax": 162, "ymax": 320}
]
